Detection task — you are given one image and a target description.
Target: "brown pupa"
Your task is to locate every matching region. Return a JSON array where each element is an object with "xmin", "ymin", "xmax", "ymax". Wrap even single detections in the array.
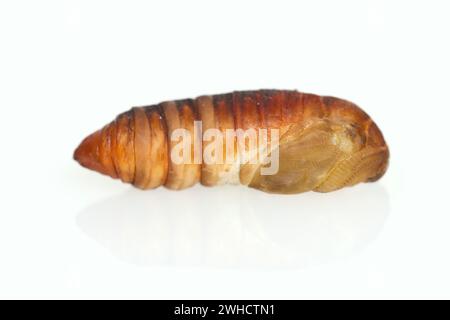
[{"xmin": 74, "ymin": 90, "xmax": 389, "ymax": 194}]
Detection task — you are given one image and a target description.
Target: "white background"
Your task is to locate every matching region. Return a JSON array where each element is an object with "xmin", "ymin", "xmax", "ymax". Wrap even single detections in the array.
[{"xmin": 0, "ymin": 0, "xmax": 449, "ymax": 299}]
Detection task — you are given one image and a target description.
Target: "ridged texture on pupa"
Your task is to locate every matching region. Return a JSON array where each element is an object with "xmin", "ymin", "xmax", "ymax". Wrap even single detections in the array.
[{"xmin": 74, "ymin": 90, "xmax": 389, "ymax": 194}]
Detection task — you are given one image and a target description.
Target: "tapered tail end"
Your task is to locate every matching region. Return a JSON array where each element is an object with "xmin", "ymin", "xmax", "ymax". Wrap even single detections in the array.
[{"xmin": 74, "ymin": 129, "xmax": 117, "ymax": 178}]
